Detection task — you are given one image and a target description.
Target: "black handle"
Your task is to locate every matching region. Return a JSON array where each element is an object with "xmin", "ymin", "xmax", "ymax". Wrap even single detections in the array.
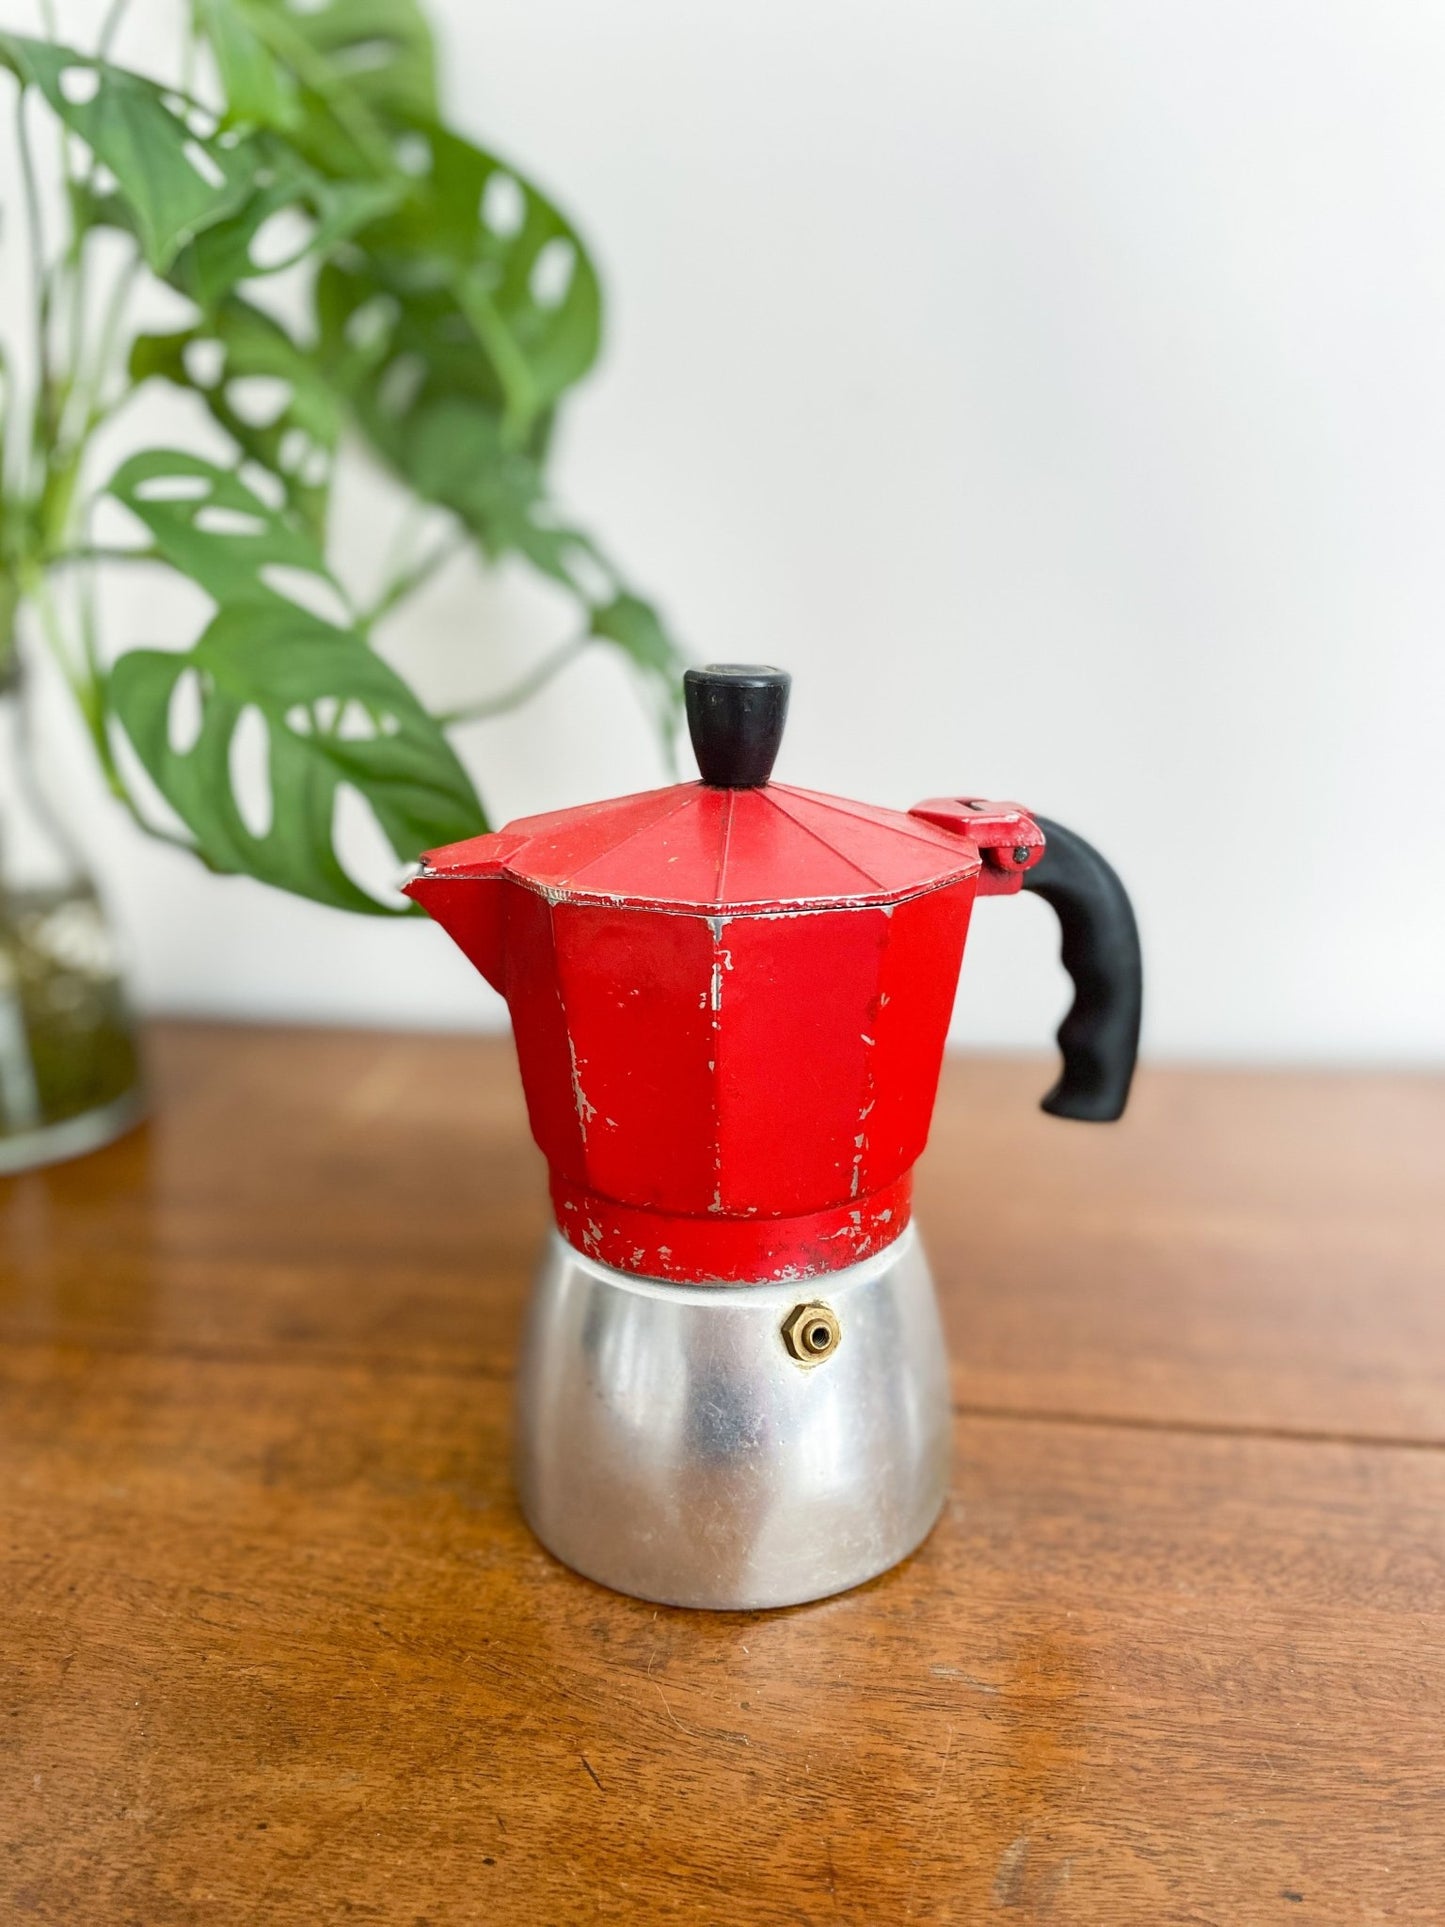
[
  {"xmin": 1020, "ymin": 817, "xmax": 1142, "ymax": 1121},
  {"xmin": 685, "ymin": 664, "xmax": 791, "ymax": 788}
]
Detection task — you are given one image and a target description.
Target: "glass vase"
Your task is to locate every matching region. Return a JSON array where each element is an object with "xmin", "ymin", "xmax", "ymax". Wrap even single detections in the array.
[{"xmin": 0, "ymin": 651, "xmax": 144, "ymax": 1172}]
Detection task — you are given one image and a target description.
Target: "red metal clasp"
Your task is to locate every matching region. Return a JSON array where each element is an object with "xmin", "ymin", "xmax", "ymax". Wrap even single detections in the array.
[{"xmin": 908, "ymin": 797, "xmax": 1045, "ymax": 896}]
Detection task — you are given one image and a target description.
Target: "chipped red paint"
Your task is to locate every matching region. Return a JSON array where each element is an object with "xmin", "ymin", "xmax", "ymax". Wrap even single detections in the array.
[
  {"xmin": 550, "ymin": 1172, "xmax": 913, "ymax": 1286},
  {"xmin": 406, "ymin": 781, "xmax": 1046, "ymax": 1285},
  {"xmin": 418, "ymin": 781, "xmax": 984, "ymax": 911}
]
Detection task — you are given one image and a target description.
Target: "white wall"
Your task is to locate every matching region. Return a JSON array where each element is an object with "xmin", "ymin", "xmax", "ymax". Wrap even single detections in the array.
[{"xmin": 16, "ymin": 0, "xmax": 1445, "ymax": 1061}]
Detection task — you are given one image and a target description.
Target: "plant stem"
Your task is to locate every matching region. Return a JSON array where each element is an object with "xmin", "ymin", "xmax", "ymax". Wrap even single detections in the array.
[
  {"xmin": 46, "ymin": 544, "xmax": 156, "ymax": 570},
  {"xmin": 50, "ymin": 19, "xmax": 89, "ymax": 414},
  {"xmin": 57, "ymin": 1, "xmax": 138, "ymax": 454},
  {"xmin": 15, "ymin": 87, "xmax": 56, "ymax": 453},
  {"xmin": 0, "ymin": 575, "xmax": 20, "ymax": 686},
  {"xmin": 364, "ymin": 524, "xmax": 470, "ymax": 626},
  {"xmin": 21, "ymin": 568, "xmax": 193, "ymax": 855},
  {"xmin": 22, "ymin": 564, "xmax": 89, "ymax": 709},
  {"xmin": 97, "ymin": 0, "xmax": 133, "ymax": 58},
  {"xmin": 88, "ymin": 251, "xmax": 140, "ymax": 403},
  {"xmin": 52, "ymin": 242, "xmax": 137, "ymax": 454},
  {"xmin": 57, "ymin": 214, "xmax": 140, "ymax": 461},
  {"xmin": 179, "ymin": 0, "xmax": 196, "ymax": 97},
  {"xmin": 437, "ymin": 632, "xmax": 593, "ymax": 727},
  {"xmin": 75, "ymin": 542, "xmax": 103, "ymax": 699},
  {"xmin": 242, "ymin": 5, "xmax": 394, "ymax": 171}
]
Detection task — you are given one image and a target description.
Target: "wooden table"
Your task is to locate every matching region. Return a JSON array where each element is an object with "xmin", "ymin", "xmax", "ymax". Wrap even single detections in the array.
[{"xmin": 3, "ymin": 1025, "xmax": 1443, "ymax": 1924}]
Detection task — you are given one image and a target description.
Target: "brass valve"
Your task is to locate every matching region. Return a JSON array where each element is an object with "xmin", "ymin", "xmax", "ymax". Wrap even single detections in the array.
[{"xmin": 782, "ymin": 1301, "xmax": 841, "ymax": 1366}]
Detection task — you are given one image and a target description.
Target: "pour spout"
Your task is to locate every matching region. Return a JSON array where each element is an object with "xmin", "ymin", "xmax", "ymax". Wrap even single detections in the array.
[{"xmin": 404, "ymin": 837, "xmax": 510, "ymax": 993}]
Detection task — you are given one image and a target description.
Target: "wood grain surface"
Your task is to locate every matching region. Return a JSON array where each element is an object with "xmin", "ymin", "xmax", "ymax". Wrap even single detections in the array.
[{"xmin": 2, "ymin": 1024, "xmax": 1444, "ymax": 1924}]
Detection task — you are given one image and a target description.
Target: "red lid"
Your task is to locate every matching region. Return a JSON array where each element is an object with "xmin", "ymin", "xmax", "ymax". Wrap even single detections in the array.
[{"xmin": 419, "ymin": 780, "xmax": 981, "ymax": 913}]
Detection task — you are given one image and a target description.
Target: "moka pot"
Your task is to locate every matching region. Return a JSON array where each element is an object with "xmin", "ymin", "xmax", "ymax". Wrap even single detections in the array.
[{"xmin": 406, "ymin": 665, "xmax": 1142, "ymax": 1609}]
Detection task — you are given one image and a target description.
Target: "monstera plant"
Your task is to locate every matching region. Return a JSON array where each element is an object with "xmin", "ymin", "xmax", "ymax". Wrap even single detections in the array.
[
  {"xmin": 0, "ymin": 0, "xmax": 682, "ymax": 1172},
  {"xmin": 0, "ymin": 0, "xmax": 681, "ymax": 914}
]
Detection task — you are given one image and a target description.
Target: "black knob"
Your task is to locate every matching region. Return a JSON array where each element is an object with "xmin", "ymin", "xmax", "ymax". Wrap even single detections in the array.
[{"xmin": 684, "ymin": 664, "xmax": 791, "ymax": 788}]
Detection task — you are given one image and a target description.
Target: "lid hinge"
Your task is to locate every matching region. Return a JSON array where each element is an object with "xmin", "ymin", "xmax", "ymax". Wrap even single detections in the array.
[{"xmin": 908, "ymin": 798, "xmax": 1046, "ymax": 896}]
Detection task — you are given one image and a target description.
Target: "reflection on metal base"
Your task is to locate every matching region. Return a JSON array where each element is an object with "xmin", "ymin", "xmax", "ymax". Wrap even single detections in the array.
[{"xmin": 515, "ymin": 1225, "xmax": 951, "ymax": 1610}]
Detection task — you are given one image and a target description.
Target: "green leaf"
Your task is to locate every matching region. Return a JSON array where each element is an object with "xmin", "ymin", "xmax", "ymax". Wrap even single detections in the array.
[
  {"xmin": 109, "ymin": 609, "xmax": 485, "ymax": 912},
  {"xmin": 217, "ymin": 0, "xmax": 438, "ymax": 176},
  {"xmin": 0, "ymin": 33, "xmax": 260, "ymax": 271},
  {"xmin": 108, "ymin": 446, "xmax": 341, "ymax": 608},
  {"xmin": 130, "ymin": 302, "xmax": 342, "ymax": 539},
  {"xmin": 369, "ymin": 121, "xmax": 603, "ymax": 431},
  {"xmin": 315, "ymin": 257, "xmax": 684, "ymax": 716},
  {"xmin": 238, "ymin": 0, "xmax": 438, "ymax": 125},
  {"xmin": 169, "ymin": 137, "xmax": 404, "ymax": 309},
  {"xmin": 192, "ymin": 0, "xmax": 299, "ymax": 131},
  {"xmin": 314, "ymin": 256, "xmax": 533, "ymax": 557},
  {"xmin": 351, "ymin": 384, "xmax": 544, "ymax": 545},
  {"xmin": 313, "ymin": 120, "xmax": 601, "ymax": 447},
  {"xmin": 589, "ymin": 594, "xmax": 682, "ymax": 686},
  {"xmin": 588, "ymin": 594, "xmax": 687, "ymax": 734},
  {"xmin": 102, "ymin": 450, "xmax": 486, "ymax": 910}
]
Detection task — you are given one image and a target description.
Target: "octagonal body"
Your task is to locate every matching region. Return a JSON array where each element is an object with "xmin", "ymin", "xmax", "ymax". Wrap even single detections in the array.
[{"xmin": 407, "ymin": 781, "xmax": 985, "ymax": 1283}]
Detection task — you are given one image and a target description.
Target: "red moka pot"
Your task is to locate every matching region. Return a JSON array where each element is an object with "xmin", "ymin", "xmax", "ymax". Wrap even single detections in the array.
[{"xmin": 407, "ymin": 666, "xmax": 1141, "ymax": 1609}]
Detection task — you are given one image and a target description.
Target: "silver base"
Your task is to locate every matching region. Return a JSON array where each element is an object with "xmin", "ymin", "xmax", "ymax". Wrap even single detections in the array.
[{"xmin": 515, "ymin": 1225, "xmax": 951, "ymax": 1610}]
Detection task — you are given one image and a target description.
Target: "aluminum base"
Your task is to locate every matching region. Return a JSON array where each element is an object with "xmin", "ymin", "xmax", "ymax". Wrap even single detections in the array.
[{"xmin": 514, "ymin": 1225, "xmax": 951, "ymax": 1610}]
